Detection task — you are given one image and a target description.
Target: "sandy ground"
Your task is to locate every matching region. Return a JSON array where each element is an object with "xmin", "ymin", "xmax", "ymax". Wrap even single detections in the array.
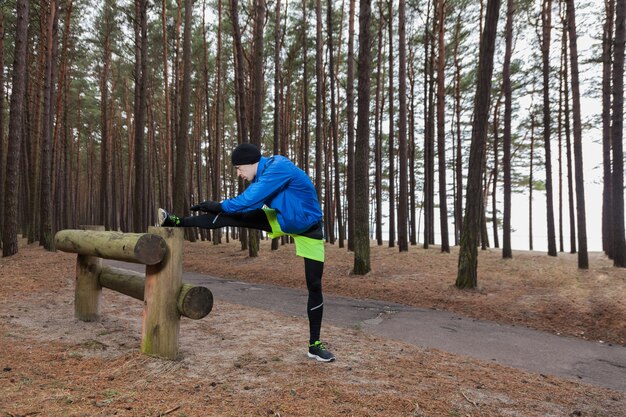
[{"xmin": 1, "ymin": 238, "xmax": 625, "ymax": 416}]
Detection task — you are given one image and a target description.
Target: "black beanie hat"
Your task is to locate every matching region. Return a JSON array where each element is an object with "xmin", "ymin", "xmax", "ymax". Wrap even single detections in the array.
[{"xmin": 231, "ymin": 143, "xmax": 261, "ymax": 165}]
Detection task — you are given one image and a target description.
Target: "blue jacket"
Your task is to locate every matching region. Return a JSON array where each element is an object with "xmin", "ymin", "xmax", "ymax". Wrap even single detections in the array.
[{"xmin": 221, "ymin": 156, "xmax": 323, "ymax": 234}]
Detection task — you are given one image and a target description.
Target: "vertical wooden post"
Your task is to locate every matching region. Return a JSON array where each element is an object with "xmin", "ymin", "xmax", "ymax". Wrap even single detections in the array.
[
  {"xmin": 141, "ymin": 227, "xmax": 183, "ymax": 359},
  {"xmin": 74, "ymin": 225, "xmax": 105, "ymax": 321}
]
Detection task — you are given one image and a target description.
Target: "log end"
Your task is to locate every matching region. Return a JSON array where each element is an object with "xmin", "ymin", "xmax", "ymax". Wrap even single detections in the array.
[
  {"xmin": 134, "ymin": 233, "xmax": 168, "ymax": 265},
  {"xmin": 178, "ymin": 285, "xmax": 213, "ymax": 320}
]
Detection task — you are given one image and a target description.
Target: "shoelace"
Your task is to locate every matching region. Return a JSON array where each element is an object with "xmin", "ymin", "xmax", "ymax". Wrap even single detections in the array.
[{"xmin": 309, "ymin": 341, "xmax": 326, "ymax": 350}]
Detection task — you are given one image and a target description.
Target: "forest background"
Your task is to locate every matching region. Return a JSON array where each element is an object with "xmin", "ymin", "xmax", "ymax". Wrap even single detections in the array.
[{"xmin": 0, "ymin": 0, "xmax": 625, "ymax": 281}]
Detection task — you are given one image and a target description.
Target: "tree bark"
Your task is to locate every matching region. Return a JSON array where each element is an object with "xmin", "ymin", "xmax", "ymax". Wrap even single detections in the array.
[
  {"xmin": 565, "ymin": 0, "xmax": 589, "ymax": 269},
  {"xmin": 354, "ymin": 0, "xmax": 372, "ymax": 275},
  {"xmin": 502, "ymin": 0, "xmax": 514, "ymax": 258},
  {"xmin": 315, "ymin": 0, "xmax": 324, "ymax": 202},
  {"xmin": 387, "ymin": 0, "xmax": 395, "ymax": 248},
  {"xmin": 174, "ymin": 0, "xmax": 193, "ymax": 240},
  {"xmin": 601, "ymin": 0, "xmax": 614, "ymax": 258},
  {"xmin": 436, "ymin": 0, "xmax": 449, "ymax": 253},
  {"xmin": 611, "ymin": 0, "xmax": 625, "ymax": 266},
  {"xmin": 133, "ymin": 0, "xmax": 148, "ymax": 232},
  {"xmin": 346, "ymin": 0, "xmax": 356, "ymax": 250},
  {"xmin": 542, "ymin": 0, "xmax": 558, "ymax": 257},
  {"xmin": 397, "ymin": 0, "xmax": 408, "ymax": 252},
  {"xmin": 40, "ymin": 0, "xmax": 60, "ymax": 250},
  {"xmin": 2, "ymin": 0, "xmax": 29, "ymax": 257},
  {"xmin": 456, "ymin": 0, "xmax": 501, "ymax": 289}
]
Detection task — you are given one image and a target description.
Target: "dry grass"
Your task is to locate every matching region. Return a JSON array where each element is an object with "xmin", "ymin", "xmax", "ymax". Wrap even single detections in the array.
[{"xmin": 1, "ymin": 239, "xmax": 625, "ymax": 416}]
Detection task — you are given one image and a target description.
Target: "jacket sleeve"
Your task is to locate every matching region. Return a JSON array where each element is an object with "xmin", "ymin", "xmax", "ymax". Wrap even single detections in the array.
[{"xmin": 221, "ymin": 162, "xmax": 291, "ymax": 213}]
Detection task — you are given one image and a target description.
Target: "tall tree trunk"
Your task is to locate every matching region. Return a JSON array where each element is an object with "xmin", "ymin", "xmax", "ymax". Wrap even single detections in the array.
[
  {"xmin": 502, "ymin": 0, "xmax": 514, "ymax": 258},
  {"xmin": 565, "ymin": 0, "xmax": 589, "ymax": 269},
  {"xmin": 230, "ymin": 0, "xmax": 249, "ymax": 146},
  {"xmin": 0, "ymin": 9, "xmax": 5, "ymax": 243},
  {"xmin": 354, "ymin": 0, "xmax": 372, "ymax": 275},
  {"xmin": 423, "ymin": 0, "xmax": 432, "ymax": 249},
  {"xmin": 492, "ymin": 99, "xmax": 500, "ymax": 249},
  {"xmin": 40, "ymin": 0, "xmax": 60, "ymax": 250},
  {"xmin": 397, "ymin": 0, "xmax": 408, "ymax": 252},
  {"xmin": 249, "ymin": 0, "xmax": 265, "ymax": 257},
  {"xmin": 610, "ymin": 0, "xmax": 625, "ymax": 266},
  {"xmin": 162, "ymin": 0, "xmax": 173, "ymax": 210},
  {"xmin": 328, "ymin": 0, "xmax": 344, "ymax": 248},
  {"xmin": 229, "ymin": 0, "xmax": 249, "ymax": 250},
  {"xmin": 563, "ymin": 25, "xmax": 576, "ymax": 254},
  {"xmin": 301, "ymin": 0, "xmax": 310, "ymax": 173},
  {"xmin": 174, "ymin": 0, "xmax": 193, "ymax": 223},
  {"xmin": 529, "ymin": 111, "xmax": 535, "ymax": 251},
  {"xmin": 408, "ymin": 46, "xmax": 417, "ymax": 246},
  {"xmin": 98, "ymin": 1, "xmax": 113, "ymax": 229},
  {"xmin": 602, "ymin": 0, "xmax": 614, "ymax": 258},
  {"xmin": 541, "ymin": 0, "xmax": 557, "ymax": 257},
  {"xmin": 387, "ymin": 0, "xmax": 395, "ymax": 248},
  {"xmin": 453, "ymin": 12, "xmax": 463, "ymax": 246},
  {"xmin": 346, "ymin": 0, "xmax": 356, "ymax": 251},
  {"xmin": 456, "ymin": 0, "xmax": 501, "ymax": 289},
  {"xmin": 436, "ymin": 0, "xmax": 449, "ymax": 253},
  {"xmin": 273, "ymin": 0, "xmax": 282, "ymax": 251},
  {"xmin": 315, "ymin": 0, "xmax": 324, "ymax": 201},
  {"xmin": 134, "ymin": 0, "xmax": 148, "ymax": 232},
  {"xmin": 2, "ymin": 0, "xmax": 29, "ymax": 257},
  {"xmin": 374, "ymin": 0, "xmax": 384, "ymax": 246}
]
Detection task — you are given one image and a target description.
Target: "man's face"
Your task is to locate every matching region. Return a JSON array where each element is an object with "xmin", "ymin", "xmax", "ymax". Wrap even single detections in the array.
[{"xmin": 235, "ymin": 163, "xmax": 258, "ymax": 182}]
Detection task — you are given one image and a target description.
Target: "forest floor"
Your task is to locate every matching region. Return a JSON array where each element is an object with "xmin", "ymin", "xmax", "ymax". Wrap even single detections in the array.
[{"xmin": 1, "ymin": 238, "xmax": 626, "ymax": 416}]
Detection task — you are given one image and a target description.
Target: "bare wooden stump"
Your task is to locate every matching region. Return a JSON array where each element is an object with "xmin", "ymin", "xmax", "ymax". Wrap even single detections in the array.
[{"xmin": 141, "ymin": 227, "xmax": 183, "ymax": 359}]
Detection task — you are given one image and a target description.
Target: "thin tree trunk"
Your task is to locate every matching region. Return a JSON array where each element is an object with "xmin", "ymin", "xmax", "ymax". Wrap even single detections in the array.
[
  {"xmin": 453, "ymin": 12, "xmax": 463, "ymax": 246},
  {"xmin": 327, "ymin": 0, "xmax": 344, "ymax": 248},
  {"xmin": 611, "ymin": 0, "xmax": 625, "ymax": 266},
  {"xmin": 436, "ymin": 0, "xmax": 449, "ymax": 252},
  {"xmin": 0, "ymin": 9, "xmax": 5, "ymax": 242},
  {"xmin": 174, "ymin": 0, "xmax": 193, "ymax": 225},
  {"xmin": 502, "ymin": 0, "xmax": 514, "ymax": 258},
  {"xmin": 162, "ymin": 0, "xmax": 173, "ymax": 210},
  {"xmin": 134, "ymin": 0, "xmax": 148, "ymax": 231},
  {"xmin": 346, "ymin": 0, "xmax": 356, "ymax": 251},
  {"xmin": 563, "ymin": 24, "xmax": 576, "ymax": 254},
  {"xmin": 387, "ymin": 0, "xmax": 395, "ymax": 248},
  {"xmin": 397, "ymin": 0, "xmax": 408, "ymax": 252},
  {"xmin": 374, "ymin": 0, "xmax": 384, "ymax": 246},
  {"xmin": 40, "ymin": 0, "xmax": 60, "ymax": 250},
  {"xmin": 423, "ymin": 0, "xmax": 432, "ymax": 249},
  {"xmin": 542, "ymin": 0, "xmax": 557, "ymax": 257},
  {"xmin": 301, "ymin": 0, "xmax": 310, "ymax": 174},
  {"xmin": 529, "ymin": 111, "xmax": 535, "ymax": 251},
  {"xmin": 273, "ymin": 0, "xmax": 282, "ymax": 251},
  {"xmin": 602, "ymin": 0, "xmax": 614, "ymax": 258},
  {"xmin": 315, "ymin": 0, "xmax": 324, "ymax": 201},
  {"xmin": 565, "ymin": 0, "xmax": 589, "ymax": 269}
]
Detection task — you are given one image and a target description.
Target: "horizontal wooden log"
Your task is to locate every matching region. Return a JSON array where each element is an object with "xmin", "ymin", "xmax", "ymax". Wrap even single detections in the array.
[
  {"xmin": 99, "ymin": 266, "xmax": 213, "ymax": 320},
  {"xmin": 54, "ymin": 229, "xmax": 166, "ymax": 265}
]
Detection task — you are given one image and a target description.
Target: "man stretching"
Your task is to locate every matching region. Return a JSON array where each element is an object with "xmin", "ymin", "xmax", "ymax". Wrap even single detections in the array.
[{"xmin": 159, "ymin": 143, "xmax": 335, "ymax": 362}]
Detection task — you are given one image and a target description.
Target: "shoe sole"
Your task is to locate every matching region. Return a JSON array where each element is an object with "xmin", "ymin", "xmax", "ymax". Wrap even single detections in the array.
[{"xmin": 307, "ymin": 352, "xmax": 336, "ymax": 362}]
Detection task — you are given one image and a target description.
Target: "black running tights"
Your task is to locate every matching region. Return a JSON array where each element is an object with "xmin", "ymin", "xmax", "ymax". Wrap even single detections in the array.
[{"xmin": 179, "ymin": 210, "xmax": 324, "ymax": 344}]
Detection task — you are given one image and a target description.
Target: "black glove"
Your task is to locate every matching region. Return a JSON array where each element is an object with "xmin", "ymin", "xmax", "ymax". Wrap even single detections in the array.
[{"xmin": 190, "ymin": 200, "xmax": 222, "ymax": 213}]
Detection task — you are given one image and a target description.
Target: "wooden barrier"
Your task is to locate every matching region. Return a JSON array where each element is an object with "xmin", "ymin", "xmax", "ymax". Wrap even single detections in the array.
[{"xmin": 54, "ymin": 226, "xmax": 213, "ymax": 360}]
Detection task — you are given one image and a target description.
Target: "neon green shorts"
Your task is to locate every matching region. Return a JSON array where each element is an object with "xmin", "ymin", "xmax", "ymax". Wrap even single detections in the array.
[{"xmin": 263, "ymin": 208, "xmax": 325, "ymax": 262}]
